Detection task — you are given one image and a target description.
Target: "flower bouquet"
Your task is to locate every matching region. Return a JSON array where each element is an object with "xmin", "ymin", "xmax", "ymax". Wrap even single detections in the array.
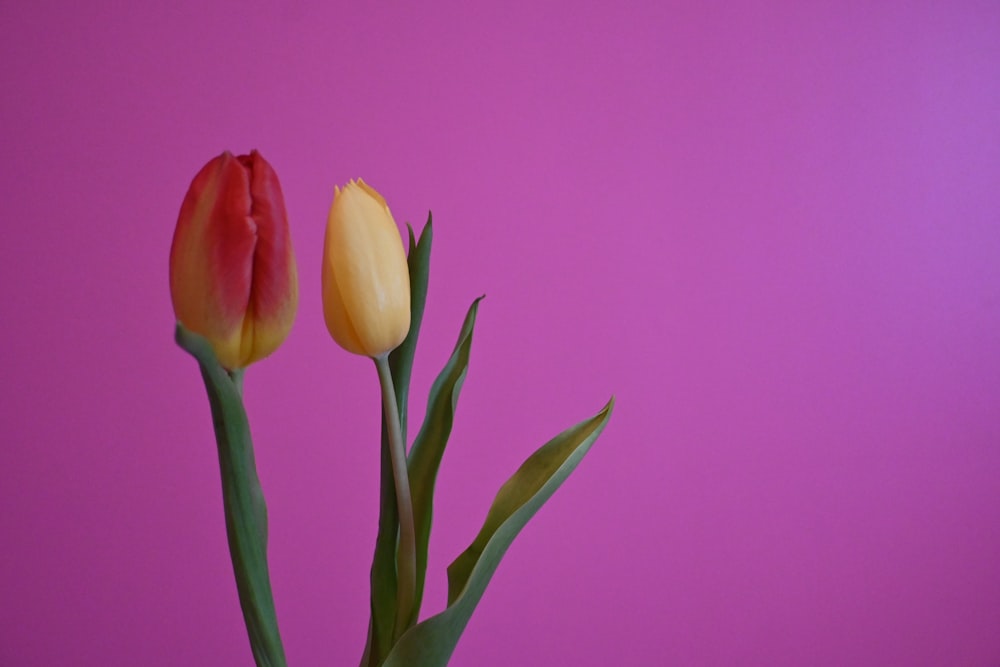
[{"xmin": 169, "ymin": 150, "xmax": 613, "ymax": 666}]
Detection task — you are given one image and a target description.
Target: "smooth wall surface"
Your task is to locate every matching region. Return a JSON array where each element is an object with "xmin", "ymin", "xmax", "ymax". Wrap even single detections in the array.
[{"xmin": 2, "ymin": 2, "xmax": 999, "ymax": 665}]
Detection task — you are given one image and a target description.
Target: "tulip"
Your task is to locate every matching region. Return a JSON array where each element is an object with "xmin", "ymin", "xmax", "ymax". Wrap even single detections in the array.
[
  {"xmin": 322, "ymin": 179, "xmax": 410, "ymax": 357},
  {"xmin": 170, "ymin": 150, "xmax": 298, "ymax": 370},
  {"xmin": 323, "ymin": 179, "xmax": 417, "ymax": 640}
]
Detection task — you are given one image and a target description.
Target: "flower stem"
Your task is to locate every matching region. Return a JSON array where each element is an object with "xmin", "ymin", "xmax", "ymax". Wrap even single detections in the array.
[
  {"xmin": 374, "ymin": 354, "xmax": 416, "ymax": 640},
  {"xmin": 175, "ymin": 324, "xmax": 287, "ymax": 667}
]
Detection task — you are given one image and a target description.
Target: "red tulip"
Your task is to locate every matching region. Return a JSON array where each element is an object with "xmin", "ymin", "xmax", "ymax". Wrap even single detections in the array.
[{"xmin": 170, "ymin": 150, "xmax": 298, "ymax": 370}]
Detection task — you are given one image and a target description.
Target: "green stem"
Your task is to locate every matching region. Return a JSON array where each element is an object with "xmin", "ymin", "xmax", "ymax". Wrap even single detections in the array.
[
  {"xmin": 375, "ymin": 354, "xmax": 416, "ymax": 640},
  {"xmin": 229, "ymin": 368, "xmax": 245, "ymax": 396},
  {"xmin": 175, "ymin": 324, "xmax": 287, "ymax": 667}
]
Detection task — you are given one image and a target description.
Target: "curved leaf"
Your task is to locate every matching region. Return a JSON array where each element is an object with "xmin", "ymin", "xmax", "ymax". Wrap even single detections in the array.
[
  {"xmin": 406, "ymin": 296, "xmax": 484, "ymax": 627},
  {"xmin": 381, "ymin": 398, "xmax": 614, "ymax": 667},
  {"xmin": 174, "ymin": 323, "xmax": 287, "ymax": 667}
]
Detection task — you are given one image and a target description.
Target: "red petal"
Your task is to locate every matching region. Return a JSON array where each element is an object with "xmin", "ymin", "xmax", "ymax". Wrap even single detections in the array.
[
  {"xmin": 206, "ymin": 152, "xmax": 256, "ymax": 325},
  {"xmin": 243, "ymin": 150, "xmax": 295, "ymax": 324}
]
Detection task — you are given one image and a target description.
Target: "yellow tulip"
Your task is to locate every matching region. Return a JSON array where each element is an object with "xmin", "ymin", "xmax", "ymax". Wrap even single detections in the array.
[
  {"xmin": 169, "ymin": 150, "xmax": 298, "ymax": 370},
  {"xmin": 322, "ymin": 179, "xmax": 410, "ymax": 357}
]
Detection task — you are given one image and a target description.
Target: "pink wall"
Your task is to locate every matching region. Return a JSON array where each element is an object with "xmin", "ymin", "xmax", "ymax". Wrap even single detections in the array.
[{"xmin": 2, "ymin": 1, "xmax": 999, "ymax": 665}]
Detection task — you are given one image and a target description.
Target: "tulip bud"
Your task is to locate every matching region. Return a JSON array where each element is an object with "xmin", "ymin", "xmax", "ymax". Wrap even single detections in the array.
[
  {"xmin": 322, "ymin": 179, "xmax": 410, "ymax": 357},
  {"xmin": 169, "ymin": 150, "xmax": 298, "ymax": 370}
]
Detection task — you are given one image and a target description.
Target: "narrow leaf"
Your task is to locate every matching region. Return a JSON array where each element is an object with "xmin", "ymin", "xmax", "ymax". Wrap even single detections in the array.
[
  {"xmin": 405, "ymin": 297, "xmax": 483, "ymax": 627},
  {"xmin": 363, "ymin": 216, "xmax": 432, "ymax": 666},
  {"xmin": 391, "ymin": 213, "xmax": 433, "ymax": 442},
  {"xmin": 174, "ymin": 323, "xmax": 287, "ymax": 667},
  {"xmin": 361, "ymin": 421, "xmax": 399, "ymax": 667},
  {"xmin": 380, "ymin": 398, "xmax": 615, "ymax": 667}
]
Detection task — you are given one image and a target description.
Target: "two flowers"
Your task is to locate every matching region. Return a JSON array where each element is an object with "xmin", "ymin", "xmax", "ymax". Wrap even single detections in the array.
[
  {"xmin": 167, "ymin": 149, "xmax": 614, "ymax": 667},
  {"xmin": 168, "ymin": 149, "xmax": 409, "ymax": 368}
]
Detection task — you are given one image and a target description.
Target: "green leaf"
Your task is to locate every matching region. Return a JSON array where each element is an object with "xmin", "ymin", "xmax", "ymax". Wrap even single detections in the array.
[
  {"xmin": 174, "ymin": 323, "xmax": 287, "ymax": 667},
  {"xmin": 391, "ymin": 213, "xmax": 433, "ymax": 443},
  {"xmin": 406, "ymin": 296, "xmax": 484, "ymax": 628},
  {"xmin": 361, "ymin": 424, "xmax": 399, "ymax": 667},
  {"xmin": 380, "ymin": 398, "xmax": 615, "ymax": 667},
  {"xmin": 362, "ymin": 215, "xmax": 433, "ymax": 667}
]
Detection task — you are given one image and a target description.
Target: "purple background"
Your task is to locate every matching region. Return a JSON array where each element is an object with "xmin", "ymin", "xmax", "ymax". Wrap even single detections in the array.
[{"xmin": 2, "ymin": 1, "xmax": 999, "ymax": 665}]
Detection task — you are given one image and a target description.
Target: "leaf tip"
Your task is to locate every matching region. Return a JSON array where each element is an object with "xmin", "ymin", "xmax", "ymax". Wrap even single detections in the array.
[
  {"xmin": 174, "ymin": 320, "xmax": 202, "ymax": 357},
  {"xmin": 405, "ymin": 223, "xmax": 417, "ymax": 252},
  {"xmin": 598, "ymin": 396, "xmax": 615, "ymax": 421}
]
